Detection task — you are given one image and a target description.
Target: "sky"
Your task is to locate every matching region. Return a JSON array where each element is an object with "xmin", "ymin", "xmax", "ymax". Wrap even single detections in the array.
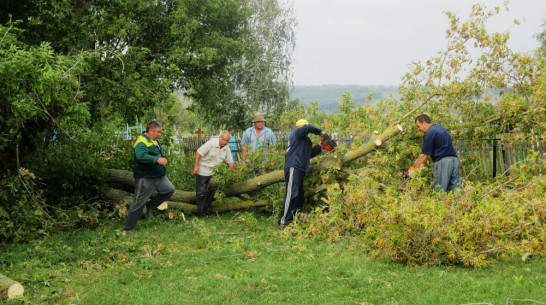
[{"xmin": 292, "ymin": 0, "xmax": 546, "ymax": 86}]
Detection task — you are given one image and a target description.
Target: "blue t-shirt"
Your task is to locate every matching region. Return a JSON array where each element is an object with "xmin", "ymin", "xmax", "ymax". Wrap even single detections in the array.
[
  {"xmin": 240, "ymin": 126, "xmax": 276, "ymax": 151},
  {"xmin": 421, "ymin": 124, "xmax": 457, "ymax": 162},
  {"xmin": 284, "ymin": 124, "xmax": 322, "ymax": 172}
]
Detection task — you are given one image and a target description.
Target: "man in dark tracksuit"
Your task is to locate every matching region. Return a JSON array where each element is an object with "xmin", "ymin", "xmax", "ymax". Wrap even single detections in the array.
[
  {"xmin": 279, "ymin": 119, "xmax": 324, "ymax": 228},
  {"xmin": 123, "ymin": 120, "xmax": 175, "ymax": 233}
]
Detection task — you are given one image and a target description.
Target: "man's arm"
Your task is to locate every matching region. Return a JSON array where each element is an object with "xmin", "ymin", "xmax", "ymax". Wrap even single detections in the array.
[
  {"xmin": 193, "ymin": 152, "xmax": 201, "ymax": 174},
  {"xmin": 294, "ymin": 124, "xmax": 322, "ymax": 139},
  {"xmin": 268, "ymin": 129, "xmax": 276, "ymax": 146},
  {"xmin": 310, "ymin": 144, "xmax": 322, "ymax": 158},
  {"xmin": 228, "ymin": 162, "xmax": 236, "ymax": 172},
  {"xmin": 414, "ymin": 154, "xmax": 429, "ymax": 169},
  {"xmin": 241, "ymin": 146, "xmax": 248, "ymax": 164}
]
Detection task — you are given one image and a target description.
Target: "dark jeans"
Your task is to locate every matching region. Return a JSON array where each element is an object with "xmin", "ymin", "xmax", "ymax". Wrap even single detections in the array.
[
  {"xmin": 123, "ymin": 176, "xmax": 175, "ymax": 231},
  {"xmin": 195, "ymin": 174, "xmax": 218, "ymax": 216}
]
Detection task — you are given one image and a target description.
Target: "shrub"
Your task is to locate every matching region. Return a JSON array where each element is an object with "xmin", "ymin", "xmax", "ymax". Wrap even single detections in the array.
[
  {"xmin": 0, "ymin": 170, "xmax": 52, "ymax": 242},
  {"xmin": 294, "ymin": 152, "xmax": 546, "ymax": 268}
]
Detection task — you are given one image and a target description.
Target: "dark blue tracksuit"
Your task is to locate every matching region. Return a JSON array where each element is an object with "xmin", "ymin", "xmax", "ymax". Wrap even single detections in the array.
[{"xmin": 279, "ymin": 124, "xmax": 322, "ymax": 226}]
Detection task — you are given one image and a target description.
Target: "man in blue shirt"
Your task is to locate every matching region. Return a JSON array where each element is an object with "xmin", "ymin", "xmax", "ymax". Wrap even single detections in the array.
[
  {"xmin": 414, "ymin": 114, "xmax": 461, "ymax": 193},
  {"xmin": 279, "ymin": 119, "xmax": 324, "ymax": 228},
  {"xmin": 240, "ymin": 113, "xmax": 276, "ymax": 165}
]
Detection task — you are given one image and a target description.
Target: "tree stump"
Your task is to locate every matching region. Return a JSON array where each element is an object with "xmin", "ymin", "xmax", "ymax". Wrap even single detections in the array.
[{"xmin": 0, "ymin": 273, "xmax": 24, "ymax": 299}]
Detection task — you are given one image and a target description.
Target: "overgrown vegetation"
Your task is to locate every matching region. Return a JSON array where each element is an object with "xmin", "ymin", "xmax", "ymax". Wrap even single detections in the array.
[{"xmin": 1, "ymin": 0, "xmax": 545, "ymax": 275}]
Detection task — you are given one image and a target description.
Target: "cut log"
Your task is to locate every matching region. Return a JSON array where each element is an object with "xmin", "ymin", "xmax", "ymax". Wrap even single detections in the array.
[
  {"xmin": 102, "ymin": 188, "xmax": 271, "ymax": 213},
  {"xmin": 103, "ymin": 184, "xmax": 329, "ymax": 213},
  {"xmin": 0, "ymin": 273, "xmax": 24, "ymax": 299},
  {"xmin": 106, "ymin": 169, "xmax": 196, "ymax": 202},
  {"xmin": 340, "ymin": 124, "xmax": 402, "ymax": 165},
  {"xmin": 105, "ymin": 124, "xmax": 403, "ymax": 200}
]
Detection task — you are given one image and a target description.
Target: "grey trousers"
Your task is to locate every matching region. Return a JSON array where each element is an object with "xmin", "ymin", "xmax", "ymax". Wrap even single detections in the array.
[
  {"xmin": 433, "ymin": 156, "xmax": 461, "ymax": 193},
  {"xmin": 123, "ymin": 175, "xmax": 175, "ymax": 231}
]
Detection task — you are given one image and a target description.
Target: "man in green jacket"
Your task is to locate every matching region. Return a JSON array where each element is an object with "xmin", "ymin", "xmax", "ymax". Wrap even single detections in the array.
[{"xmin": 123, "ymin": 120, "xmax": 175, "ymax": 234}]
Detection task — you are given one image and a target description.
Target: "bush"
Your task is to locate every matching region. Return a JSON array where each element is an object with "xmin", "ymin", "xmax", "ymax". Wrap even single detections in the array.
[
  {"xmin": 0, "ymin": 170, "xmax": 52, "ymax": 242},
  {"xmin": 294, "ymin": 152, "xmax": 546, "ymax": 268},
  {"xmin": 0, "ymin": 129, "xmax": 133, "ymax": 243}
]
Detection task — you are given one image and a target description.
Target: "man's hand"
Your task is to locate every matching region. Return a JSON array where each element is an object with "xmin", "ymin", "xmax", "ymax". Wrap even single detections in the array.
[
  {"xmin": 194, "ymin": 152, "xmax": 201, "ymax": 175},
  {"xmin": 157, "ymin": 157, "xmax": 168, "ymax": 166},
  {"xmin": 403, "ymin": 166, "xmax": 415, "ymax": 179},
  {"xmin": 241, "ymin": 146, "xmax": 248, "ymax": 165}
]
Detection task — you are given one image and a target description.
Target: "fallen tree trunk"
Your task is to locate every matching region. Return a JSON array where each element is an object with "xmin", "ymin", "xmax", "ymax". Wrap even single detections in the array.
[
  {"xmin": 105, "ymin": 124, "xmax": 403, "ymax": 200},
  {"xmin": 106, "ymin": 169, "xmax": 197, "ymax": 202},
  {"xmin": 0, "ymin": 273, "xmax": 24, "ymax": 299},
  {"xmin": 103, "ymin": 188, "xmax": 270, "ymax": 212},
  {"xmin": 104, "ymin": 184, "xmax": 327, "ymax": 212}
]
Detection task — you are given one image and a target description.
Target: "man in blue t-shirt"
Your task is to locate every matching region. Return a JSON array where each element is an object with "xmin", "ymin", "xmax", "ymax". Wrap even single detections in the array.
[
  {"xmin": 414, "ymin": 114, "xmax": 461, "ymax": 193},
  {"xmin": 240, "ymin": 113, "xmax": 276, "ymax": 165}
]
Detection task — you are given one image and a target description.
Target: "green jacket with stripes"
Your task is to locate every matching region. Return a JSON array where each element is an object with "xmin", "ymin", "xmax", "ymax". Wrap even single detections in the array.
[{"xmin": 133, "ymin": 134, "xmax": 166, "ymax": 179}]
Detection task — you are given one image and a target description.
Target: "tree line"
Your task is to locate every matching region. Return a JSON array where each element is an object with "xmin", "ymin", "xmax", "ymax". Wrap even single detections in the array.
[{"xmin": 0, "ymin": 0, "xmax": 296, "ymax": 174}]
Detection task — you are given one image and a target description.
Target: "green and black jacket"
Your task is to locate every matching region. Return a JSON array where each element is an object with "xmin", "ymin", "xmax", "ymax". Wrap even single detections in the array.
[{"xmin": 133, "ymin": 134, "xmax": 166, "ymax": 179}]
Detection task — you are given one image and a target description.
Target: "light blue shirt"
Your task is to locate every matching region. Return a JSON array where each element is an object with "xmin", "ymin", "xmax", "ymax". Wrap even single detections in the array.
[{"xmin": 241, "ymin": 126, "xmax": 276, "ymax": 152}]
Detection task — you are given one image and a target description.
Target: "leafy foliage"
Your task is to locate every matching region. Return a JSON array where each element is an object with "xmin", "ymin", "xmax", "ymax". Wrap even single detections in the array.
[
  {"xmin": 283, "ymin": 4, "xmax": 546, "ymax": 268},
  {"xmin": 1, "ymin": 1, "xmax": 545, "ymax": 271},
  {"xmin": 0, "ymin": 22, "xmax": 87, "ymax": 174},
  {"xmin": 295, "ymin": 152, "xmax": 545, "ymax": 268}
]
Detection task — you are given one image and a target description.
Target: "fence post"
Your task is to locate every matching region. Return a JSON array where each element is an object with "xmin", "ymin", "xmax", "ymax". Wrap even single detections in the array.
[{"xmin": 492, "ymin": 138, "xmax": 498, "ymax": 178}]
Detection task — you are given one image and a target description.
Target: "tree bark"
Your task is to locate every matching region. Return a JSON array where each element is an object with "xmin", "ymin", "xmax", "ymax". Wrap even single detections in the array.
[
  {"xmin": 102, "ymin": 187, "xmax": 270, "ymax": 212},
  {"xmin": 105, "ymin": 124, "xmax": 403, "ymax": 200},
  {"xmin": 106, "ymin": 169, "xmax": 196, "ymax": 202},
  {"xmin": 0, "ymin": 273, "xmax": 24, "ymax": 299}
]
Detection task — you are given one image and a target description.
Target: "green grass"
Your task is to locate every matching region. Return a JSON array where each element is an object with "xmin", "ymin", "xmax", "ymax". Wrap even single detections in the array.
[{"xmin": 1, "ymin": 211, "xmax": 545, "ymax": 305}]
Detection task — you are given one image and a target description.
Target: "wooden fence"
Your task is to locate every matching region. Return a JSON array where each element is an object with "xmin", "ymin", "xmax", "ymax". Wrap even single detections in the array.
[
  {"xmin": 456, "ymin": 139, "xmax": 544, "ymax": 178},
  {"xmin": 174, "ymin": 133, "xmax": 543, "ymax": 179},
  {"xmin": 174, "ymin": 133, "xmax": 354, "ymax": 162}
]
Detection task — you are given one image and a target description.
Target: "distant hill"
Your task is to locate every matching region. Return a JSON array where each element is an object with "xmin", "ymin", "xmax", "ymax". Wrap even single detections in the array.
[{"xmin": 290, "ymin": 84, "xmax": 399, "ymax": 112}]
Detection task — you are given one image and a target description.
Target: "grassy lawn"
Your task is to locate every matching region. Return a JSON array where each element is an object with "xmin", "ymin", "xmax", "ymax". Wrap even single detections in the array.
[{"xmin": 1, "ymin": 211, "xmax": 545, "ymax": 305}]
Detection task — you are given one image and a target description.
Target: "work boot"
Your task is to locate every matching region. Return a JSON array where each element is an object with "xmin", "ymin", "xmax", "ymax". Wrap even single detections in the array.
[{"xmin": 146, "ymin": 208, "xmax": 154, "ymax": 220}]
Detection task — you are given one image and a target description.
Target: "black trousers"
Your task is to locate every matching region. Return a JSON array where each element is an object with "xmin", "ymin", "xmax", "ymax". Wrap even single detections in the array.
[
  {"xmin": 195, "ymin": 174, "xmax": 218, "ymax": 216},
  {"xmin": 279, "ymin": 167, "xmax": 305, "ymax": 226}
]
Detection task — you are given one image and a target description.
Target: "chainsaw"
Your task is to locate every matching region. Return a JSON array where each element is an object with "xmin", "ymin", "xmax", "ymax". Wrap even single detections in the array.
[
  {"xmin": 320, "ymin": 133, "xmax": 337, "ymax": 152},
  {"xmin": 403, "ymin": 158, "xmax": 418, "ymax": 179},
  {"xmin": 403, "ymin": 166, "xmax": 415, "ymax": 179}
]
